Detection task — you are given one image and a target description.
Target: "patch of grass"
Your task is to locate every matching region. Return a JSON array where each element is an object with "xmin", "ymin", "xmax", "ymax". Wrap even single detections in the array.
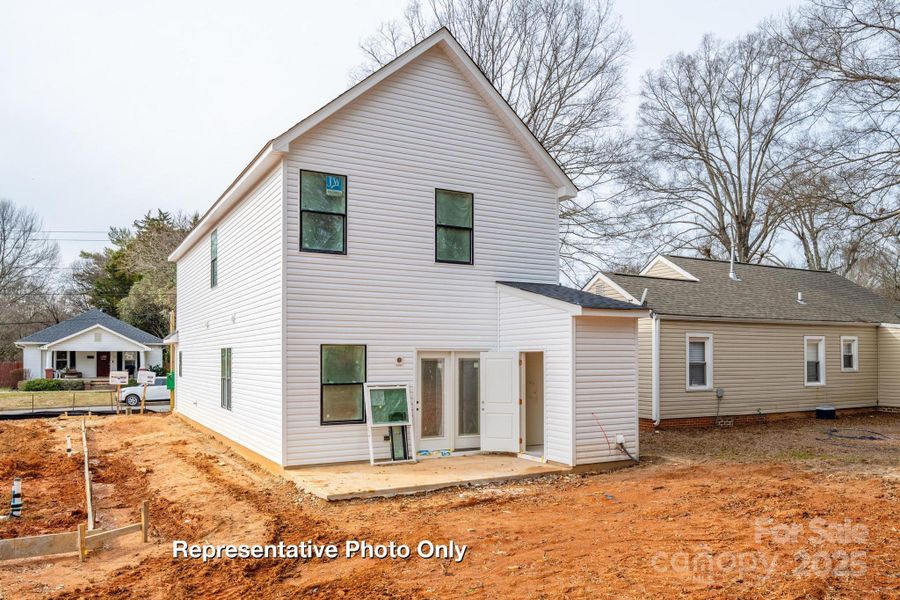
[
  {"xmin": 773, "ymin": 448, "xmax": 820, "ymax": 461},
  {"xmin": 0, "ymin": 390, "xmax": 117, "ymax": 411}
]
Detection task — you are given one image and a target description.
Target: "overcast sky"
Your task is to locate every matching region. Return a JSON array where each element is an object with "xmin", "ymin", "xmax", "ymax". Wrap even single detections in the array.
[{"xmin": 1, "ymin": 0, "xmax": 796, "ymax": 263}]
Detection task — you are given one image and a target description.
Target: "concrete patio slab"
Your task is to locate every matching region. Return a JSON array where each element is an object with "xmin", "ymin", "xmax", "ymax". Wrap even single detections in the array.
[{"xmin": 284, "ymin": 454, "xmax": 571, "ymax": 501}]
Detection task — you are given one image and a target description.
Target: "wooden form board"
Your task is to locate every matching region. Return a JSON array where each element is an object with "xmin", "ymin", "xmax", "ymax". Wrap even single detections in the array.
[{"xmin": 0, "ymin": 502, "xmax": 149, "ymax": 563}]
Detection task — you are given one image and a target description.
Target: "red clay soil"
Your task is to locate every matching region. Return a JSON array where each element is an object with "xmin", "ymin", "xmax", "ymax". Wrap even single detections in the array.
[
  {"xmin": 0, "ymin": 414, "xmax": 897, "ymax": 599},
  {"xmin": 0, "ymin": 420, "xmax": 86, "ymax": 538}
]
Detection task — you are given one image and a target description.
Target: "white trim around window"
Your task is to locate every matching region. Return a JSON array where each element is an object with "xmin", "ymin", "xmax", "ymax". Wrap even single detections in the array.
[
  {"xmin": 840, "ymin": 336, "xmax": 859, "ymax": 372},
  {"xmin": 685, "ymin": 332, "xmax": 713, "ymax": 391},
  {"xmin": 804, "ymin": 336, "xmax": 826, "ymax": 387}
]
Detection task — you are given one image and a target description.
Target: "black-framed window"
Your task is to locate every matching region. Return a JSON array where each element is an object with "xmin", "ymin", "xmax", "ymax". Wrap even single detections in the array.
[
  {"xmin": 221, "ymin": 348, "xmax": 232, "ymax": 410},
  {"xmin": 320, "ymin": 344, "xmax": 366, "ymax": 424},
  {"xmin": 301, "ymin": 170, "xmax": 347, "ymax": 254},
  {"xmin": 210, "ymin": 229, "xmax": 218, "ymax": 287},
  {"xmin": 435, "ymin": 189, "xmax": 473, "ymax": 264}
]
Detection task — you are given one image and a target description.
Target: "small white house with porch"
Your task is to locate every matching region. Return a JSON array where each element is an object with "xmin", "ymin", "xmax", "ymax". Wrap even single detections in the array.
[
  {"xmin": 168, "ymin": 28, "xmax": 647, "ymax": 474},
  {"xmin": 16, "ymin": 309, "xmax": 164, "ymax": 381}
]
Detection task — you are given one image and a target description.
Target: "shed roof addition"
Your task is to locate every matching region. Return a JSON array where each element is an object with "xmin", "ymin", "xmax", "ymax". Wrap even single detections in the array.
[
  {"xmin": 498, "ymin": 281, "xmax": 644, "ymax": 311},
  {"xmin": 17, "ymin": 309, "xmax": 164, "ymax": 346}
]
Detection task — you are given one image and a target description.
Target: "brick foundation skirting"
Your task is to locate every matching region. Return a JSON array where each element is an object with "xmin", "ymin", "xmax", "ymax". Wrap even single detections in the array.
[{"xmin": 640, "ymin": 406, "xmax": 881, "ymax": 431}]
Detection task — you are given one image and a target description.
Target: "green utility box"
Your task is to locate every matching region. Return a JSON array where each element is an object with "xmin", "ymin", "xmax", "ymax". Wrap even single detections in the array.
[{"xmin": 166, "ymin": 372, "xmax": 175, "ymax": 390}]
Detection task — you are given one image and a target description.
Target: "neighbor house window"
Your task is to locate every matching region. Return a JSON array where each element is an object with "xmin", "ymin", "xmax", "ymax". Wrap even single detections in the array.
[
  {"xmin": 435, "ymin": 189, "xmax": 473, "ymax": 264},
  {"xmin": 804, "ymin": 336, "xmax": 825, "ymax": 386},
  {"xmin": 301, "ymin": 170, "xmax": 347, "ymax": 254},
  {"xmin": 220, "ymin": 348, "xmax": 232, "ymax": 410},
  {"xmin": 210, "ymin": 229, "xmax": 218, "ymax": 287},
  {"xmin": 320, "ymin": 344, "xmax": 366, "ymax": 424},
  {"xmin": 55, "ymin": 351, "xmax": 75, "ymax": 371},
  {"xmin": 841, "ymin": 336, "xmax": 858, "ymax": 372},
  {"xmin": 685, "ymin": 333, "xmax": 713, "ymax": 390}
]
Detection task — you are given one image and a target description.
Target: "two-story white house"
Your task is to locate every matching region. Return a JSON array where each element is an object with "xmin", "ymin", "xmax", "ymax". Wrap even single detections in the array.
[{"xmin": 169, "ymin": 28, "xmax": 647, "ymax": 471}]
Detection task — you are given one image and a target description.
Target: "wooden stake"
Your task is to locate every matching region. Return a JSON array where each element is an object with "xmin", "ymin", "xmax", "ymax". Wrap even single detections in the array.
[
  {"xmin": 115, "ymin": 384, "xmax": 121, "ymax": 415},
  {"xmin": 140, "ymin": 384, "xmax": 147, "ymax": 415},
  {"xmin": 77, "ymin": 523, "xmax": 86, "ymax": 562},
  {"xmin": 140, "ymin": 500, "xmax": 149, "ymax": 543},
  {"xmin": 82, "ymin": 424, "xmax": 94, "ymax": 531}
]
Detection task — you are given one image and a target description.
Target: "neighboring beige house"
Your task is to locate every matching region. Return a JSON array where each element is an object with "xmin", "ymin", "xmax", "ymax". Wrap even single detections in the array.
[{"xmin": 585, "ymin": 255, "xmax": 900, "ymax": 429}]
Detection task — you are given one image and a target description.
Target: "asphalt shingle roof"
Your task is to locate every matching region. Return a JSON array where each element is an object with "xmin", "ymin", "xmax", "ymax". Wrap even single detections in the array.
[
  {"xmin": 498, "ymin": 281, "xmax": 644, "ymax": 311},
  {"xmin": 17, "ymin": 309, "xmax": 164, "ymax": 345},
  {"xmin": 602, "ymin": 255, "xmax": 900, "ymax": 324}
]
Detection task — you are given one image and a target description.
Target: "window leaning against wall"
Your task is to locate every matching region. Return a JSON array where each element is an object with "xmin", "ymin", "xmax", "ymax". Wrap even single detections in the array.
[
  {"xmin": 220, "ymin": 348, "xmax": 232, "ymax": 410},
  {"xmin": 841, "ymin": 336, "xmax": 859, "ymax": 372},
  {"xmin": 300, "ymin": 170, "xmax": 347, "ymax": 254},
  {"xmin": 435, "ymin": 189, "xmax": 473, "ymax": 264},
  {"xmin": 320, "ymin": 345, "xmax": 366, "ymax": 425},
  {"xmin": 804, "ymin": 336, "xmax": 826, "ymax": 386},
  {"xmin": 210, "ymin": 229, "xmax": 219, "ymax": 287},
  {"xmin": 685, "ymin": 333, "xmax": 713, "ymax": 391}
]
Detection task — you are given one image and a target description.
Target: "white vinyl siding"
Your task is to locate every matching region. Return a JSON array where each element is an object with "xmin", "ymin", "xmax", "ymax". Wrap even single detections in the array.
[
  {"xmin": 174, "ymin": 166, "xmax": 284, "ymax": 465},
  {"xmin": 573, "ymin": 316, "xmax": 639, "ymax": 465},
  {"xmin": 497, "ymin": 289, "xmax": 574, "ymax": 465},
  {"xmin": 282, "ymin": 46, "xmax": 560, "ymax": 466}
]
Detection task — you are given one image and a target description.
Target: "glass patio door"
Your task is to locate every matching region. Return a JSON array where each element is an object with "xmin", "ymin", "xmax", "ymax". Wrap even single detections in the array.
[
  {"xmin": 418, "ymin": 353, "xmax": 450, "ymax": 451},
  {"xmin": 416, "ymin": 352, "xmax": 481, "ymax": 452}
]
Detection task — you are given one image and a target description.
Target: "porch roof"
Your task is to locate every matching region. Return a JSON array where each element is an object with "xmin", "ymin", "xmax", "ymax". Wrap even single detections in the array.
[{"xmin": 497, "ymin": 281, "xmax": 643, "ymax": 311}]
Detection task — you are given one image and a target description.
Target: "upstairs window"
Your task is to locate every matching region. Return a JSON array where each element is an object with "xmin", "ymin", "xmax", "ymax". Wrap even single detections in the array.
[
  {"xmin": 435, "ymin": 189, "xmax": 473, "ymax": 264},
  {"xmin": 320, "ymin": 344, "xmax": 366, "ymax": 425},
  {"xmin": 841, "ymin": 336, "xmax": 858, "ymax": 372},
  {"xmin": 210, "ymin": 229, "xmax": 218, "ymax": 287},
  {"xmin": 221, "ymin": 348, "xmax": 232, "ymax": 410},
  {"xmin": 804, "ymin": 336, "xmax": 825, "ymax": 386},
  {"xmin": 685, "ymin": 333, "xmax": 713, "ymax": 390},
  {"xmin": 301, "ymin": 170, "xmax": 347, "ymax": 254}
]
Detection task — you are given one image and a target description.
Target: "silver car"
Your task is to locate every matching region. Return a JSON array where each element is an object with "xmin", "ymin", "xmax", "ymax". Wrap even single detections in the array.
[{"xmin": 119, "ymin": 377, "xmax": 169, "ymax": 407}]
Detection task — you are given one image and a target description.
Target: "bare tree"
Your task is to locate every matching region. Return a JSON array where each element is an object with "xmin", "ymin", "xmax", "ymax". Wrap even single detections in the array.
[
  {"xmin": 357, "ymin": 0, "xmax": 632, "ymax": 281},
  {"xmin": 0, "ymin": 199, "xmax": 68, "ymax": 361},
  {"xmin": 779, "ymin": 0, "xmax": 899, "ymax": 227},
  {"xmin": 627, "ymin": 30, "xmax": 827, "ymax": 263},
  {"xmin": 0, "ymin": 199, "xmax": 59, "ymax": 302}
]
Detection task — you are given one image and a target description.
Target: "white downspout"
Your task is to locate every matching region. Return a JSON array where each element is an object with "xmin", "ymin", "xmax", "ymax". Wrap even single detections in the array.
[{"xmin": 651, "ymin": 312, "xmax": 661, "ymax": 426}]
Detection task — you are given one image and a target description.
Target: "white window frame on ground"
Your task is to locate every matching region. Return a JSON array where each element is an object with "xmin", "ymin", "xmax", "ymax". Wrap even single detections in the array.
[
  {"xmin": 840, "ymin": 336, "xmax": 859, "ymax": 372},
  {"xmin": 804, "ymin": 336, "xmax": 826, "ymax": 387},
  {"xmin": 685, "ymin": 333, "xmax": 713, "ymax": 391}
]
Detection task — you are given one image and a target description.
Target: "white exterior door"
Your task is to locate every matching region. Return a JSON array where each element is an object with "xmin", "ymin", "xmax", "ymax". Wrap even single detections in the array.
[{"xmin": 479, "ymin": 352, "xmax": 520, "ymax": 452}]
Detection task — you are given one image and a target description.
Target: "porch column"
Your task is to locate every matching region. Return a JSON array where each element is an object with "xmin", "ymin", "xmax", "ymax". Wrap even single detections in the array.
[
  {"xmin": 44, "ymin": 350, "xmax": 52, "ymax": 369},
  {"xmin": 141, "ymin": 350, "xmax": 148, "ymax": 370}
]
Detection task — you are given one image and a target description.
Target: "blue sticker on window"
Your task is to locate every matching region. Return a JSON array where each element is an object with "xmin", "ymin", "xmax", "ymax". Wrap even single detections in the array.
[{"xmin": 325, "ymin": 175, "xmax": 343, "ymax": 196}]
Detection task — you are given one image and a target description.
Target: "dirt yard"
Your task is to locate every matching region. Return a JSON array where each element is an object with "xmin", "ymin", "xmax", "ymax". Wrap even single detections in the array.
[{"xmin": 0, "ymin": 412, "xmax": 897, "ymax": 599}]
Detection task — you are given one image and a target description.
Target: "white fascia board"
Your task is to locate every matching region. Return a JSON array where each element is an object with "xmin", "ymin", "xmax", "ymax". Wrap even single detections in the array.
[
  {"xmin": 639, "ymin": 256, "xmax": 699, "ymax": 281},
  {"xmin": 169, "ymin": 144, "xmax": 284, "ymax": 263},
  {"xmin": 580, "ymin": 308, "xmax": 650, "ymax": 318},
  {"xmin": 39, "ymin": 324, "xmax": 152, "ymax": 352},
  {"xmin": 582, "ymin": 271, "xmax": 641, "ymax": 304},
  {"xmin": 656, "ymin": 314, "xmax": 881, "ymax": 327}
]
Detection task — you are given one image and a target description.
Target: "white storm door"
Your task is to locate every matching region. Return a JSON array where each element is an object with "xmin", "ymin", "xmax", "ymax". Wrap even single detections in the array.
[{"xmin": 479, "ymin": 352, "xmax": 520, "ymax": 452}]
